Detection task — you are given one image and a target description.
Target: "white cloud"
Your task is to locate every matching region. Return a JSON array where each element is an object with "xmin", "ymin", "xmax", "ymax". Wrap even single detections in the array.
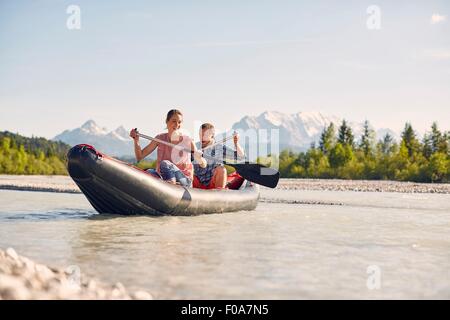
[{"xmin": 430, "ymin": 14, "xmax": 446, "ymax": 24}]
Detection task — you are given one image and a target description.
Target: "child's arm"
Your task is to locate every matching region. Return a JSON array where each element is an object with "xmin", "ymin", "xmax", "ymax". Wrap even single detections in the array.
[
  {"xmin": 233, "ymin": 133, "xmax": 245, "ymax": 158},
  {"xmin": 191, "ymin": 141, "xmax": 207, "ymax": 168}
]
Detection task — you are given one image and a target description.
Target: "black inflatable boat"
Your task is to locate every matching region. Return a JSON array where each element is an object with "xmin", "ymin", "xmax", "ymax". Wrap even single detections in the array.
[{"xmin": 67, "ymin": 144, "xmax": 260, "ymax": 215}]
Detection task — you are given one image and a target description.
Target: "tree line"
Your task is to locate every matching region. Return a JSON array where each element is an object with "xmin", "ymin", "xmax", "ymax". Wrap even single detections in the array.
[
  {"xmin": 259, "ymin": 121, "xmax": 449, "ymax": 183},
  {"xmin": 1, "ymin": 123, "xmax": 449, "ymax": 183},
  {"xmin": 0, "ymin": 131, "xmax": 69, "ymax": 175}
]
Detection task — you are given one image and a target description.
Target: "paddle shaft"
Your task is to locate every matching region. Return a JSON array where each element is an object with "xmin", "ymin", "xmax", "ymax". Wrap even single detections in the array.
[
  {"xmin": 138, "ymin": 131, "xmax": 243, "ymax": 168},
  {"xmin": 202, "ymin": 132, "xmax": 237, "ymax": 151},
  {"xmin": 137, "ymin": 131, "xmax": 237, "ymax": 160},
  {"xmin": 138, "ymin": 131, "xmax": 235, "ymax": 152},
  {"xmin": 136, "ymin": 132, "xmax": 201, "ymax": 155}
]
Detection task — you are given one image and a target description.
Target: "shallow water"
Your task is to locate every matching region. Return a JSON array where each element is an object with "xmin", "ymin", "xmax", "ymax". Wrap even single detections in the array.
[{"xmin": 0, "ymin": 189, "xmax": 449, "ymax": 299}]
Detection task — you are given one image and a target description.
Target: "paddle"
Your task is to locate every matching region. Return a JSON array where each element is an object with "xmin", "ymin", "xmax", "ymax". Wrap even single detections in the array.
[
  {"xmin": 135, "ymin": 131, "xmax": 280, "ymax": 188},
  {"xmin": 224, "ymin": 162, "xmax": 280, "ymax": 189}
]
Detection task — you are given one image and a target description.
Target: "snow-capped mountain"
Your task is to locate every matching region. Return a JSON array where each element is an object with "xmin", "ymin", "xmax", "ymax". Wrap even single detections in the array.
[
  {"xmin": 53, "ymin": 120, "xmax": 136, "ymax": 157},
  {"xmin": 53, "ymin": 114, "xmax": 398, "ymax": 159},
  {"xmin": 231, "ymin": 111, "xmax": 398, "ymax": 154}
]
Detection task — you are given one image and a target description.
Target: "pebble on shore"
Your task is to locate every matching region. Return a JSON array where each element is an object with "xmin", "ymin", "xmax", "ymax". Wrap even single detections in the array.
[{"xmin": 0, "ymin": 248, "xmax": 152, "ymax": 300}]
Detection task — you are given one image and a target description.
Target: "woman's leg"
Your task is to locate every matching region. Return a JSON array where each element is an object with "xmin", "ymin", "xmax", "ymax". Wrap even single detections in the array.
[
  {"xmin": 173, "ymin": 170, "xmax": 192, "ymax": 187},
  {"xmin": 159, "ymin": 160, "xmax": 192, "ymax": 187},
  {"xmin": 159, "ymin": 160, "xmax": 177, "ymax": 184},
  {"xmin": 146, "ymin": 168, "xmax": 162, "ymax": 179}
]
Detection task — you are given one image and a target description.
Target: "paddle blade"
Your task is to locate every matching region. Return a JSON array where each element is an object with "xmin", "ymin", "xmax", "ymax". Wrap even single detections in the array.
[{"xmin": 230, "ymin": 163, "xmax": 280, "ymax": 188}]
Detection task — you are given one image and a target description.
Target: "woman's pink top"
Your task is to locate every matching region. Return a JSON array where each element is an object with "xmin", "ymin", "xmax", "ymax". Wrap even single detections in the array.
[{"xmin": 155, "ymin": 133, "xmax": 194, "ymax": 179}]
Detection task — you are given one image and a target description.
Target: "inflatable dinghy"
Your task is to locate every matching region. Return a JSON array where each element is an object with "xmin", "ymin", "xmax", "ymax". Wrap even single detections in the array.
[{"xmin": 67, "ymin": 144, "xmax": 260, "ymax": 215}]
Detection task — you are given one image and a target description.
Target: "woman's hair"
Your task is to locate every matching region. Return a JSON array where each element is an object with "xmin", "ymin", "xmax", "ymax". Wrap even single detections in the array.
[{"xmin": 166, "ymin": 109, "xmax": 183, "ymax": 123}]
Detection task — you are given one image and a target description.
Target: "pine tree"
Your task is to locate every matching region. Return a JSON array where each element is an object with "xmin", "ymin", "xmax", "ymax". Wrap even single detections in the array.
[
  {"xmin": 422, "ymin": 133, "xmax": 433, "ymax": 159},
  {"xmin": 319, "ymin": 122, "xmax": 336, "ymax": 155},
  {"xmin": 379, "ymin": 133, "xmax": 395, "ymax": 155},
  {"xmin": 443, "ymin": 131, "xmax": 450, "ymax": 155},
  {"xmin": 337, "ymin": 120, "xmax": 355, "ymax": 147},
  {"xmin": 429, "ymin": 124, "xmax": 449, "ymax": 155},
  {"xmin": 401, "ymin": 123, "xmax": 420, "ymax": 157},
  {"xmin": 429, "ymin": 122, "xmax": 443, "ymax": 154},
  {"xmin": 359, "ymin": 120, "xmax": 375, "ymax": 156}
]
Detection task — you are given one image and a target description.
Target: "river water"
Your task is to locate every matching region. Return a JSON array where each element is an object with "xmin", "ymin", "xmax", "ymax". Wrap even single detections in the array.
[{"xmin": 0, "ymin": 189, "xmax": 449, "ymax": 299}]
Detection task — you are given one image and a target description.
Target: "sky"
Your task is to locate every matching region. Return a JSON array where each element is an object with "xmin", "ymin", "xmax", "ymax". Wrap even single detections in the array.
[{"xmin": 0, "ymin": 0, "xmax": 449, "ymax": 139}]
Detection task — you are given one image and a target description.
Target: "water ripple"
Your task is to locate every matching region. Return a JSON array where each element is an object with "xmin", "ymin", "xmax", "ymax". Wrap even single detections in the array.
[{"xmin": 0, "ymin": 209, "xmax": 96, "ymax": 221}]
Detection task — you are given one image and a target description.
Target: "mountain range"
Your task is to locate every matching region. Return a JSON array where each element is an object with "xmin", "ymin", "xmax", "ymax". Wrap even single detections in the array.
[
  {"xmin": 231, "ymin": 111, "xmax": 397, "ymax": 154},
  {"xmin": 52, "ymin": 112, "xmax": 398, "ymax": 157},
  {"xmin": 53, "ymin": 120, "xmax": 134, "ymax": 157}
]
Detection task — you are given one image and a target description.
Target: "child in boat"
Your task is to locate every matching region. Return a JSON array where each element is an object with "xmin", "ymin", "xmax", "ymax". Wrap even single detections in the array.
[
  {"xmin": 193, "ymin": 123, "xmax": 245, "ymax": 189},
  {"xmin": 130, "ymin": 109, "xmax": 206, "ymax": 187}
]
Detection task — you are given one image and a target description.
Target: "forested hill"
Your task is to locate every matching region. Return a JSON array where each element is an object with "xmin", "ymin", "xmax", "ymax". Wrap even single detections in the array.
[
  {"xmin": 0, "ymin": 131, "xmax": 70, "ymax": 175},
  {"xmin": 0, "ymin": 131, "xmax": 69, "ymax": 159},
  {"xmin": 258, "ymin": 121, "xmax": 449, "ymax": 183}
]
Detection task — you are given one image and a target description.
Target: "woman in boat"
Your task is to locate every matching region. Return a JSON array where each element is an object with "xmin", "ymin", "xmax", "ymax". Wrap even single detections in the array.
[{"xmin": 129, "ymin": 109, "xmax": 206, "ymax": 187}]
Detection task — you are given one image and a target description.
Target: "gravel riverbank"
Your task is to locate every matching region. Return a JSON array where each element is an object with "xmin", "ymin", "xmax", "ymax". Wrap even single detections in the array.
[
  {"xmin": 0, "ymin": 248, "xmax": 152, "ymax": 300},
  {"xmin": 0, "ymin": 175, "xmax": 448, "ymax": 194},
  {"xmin": 275, "ymin": 178, "xmax": 450, "ymax": 194}
]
